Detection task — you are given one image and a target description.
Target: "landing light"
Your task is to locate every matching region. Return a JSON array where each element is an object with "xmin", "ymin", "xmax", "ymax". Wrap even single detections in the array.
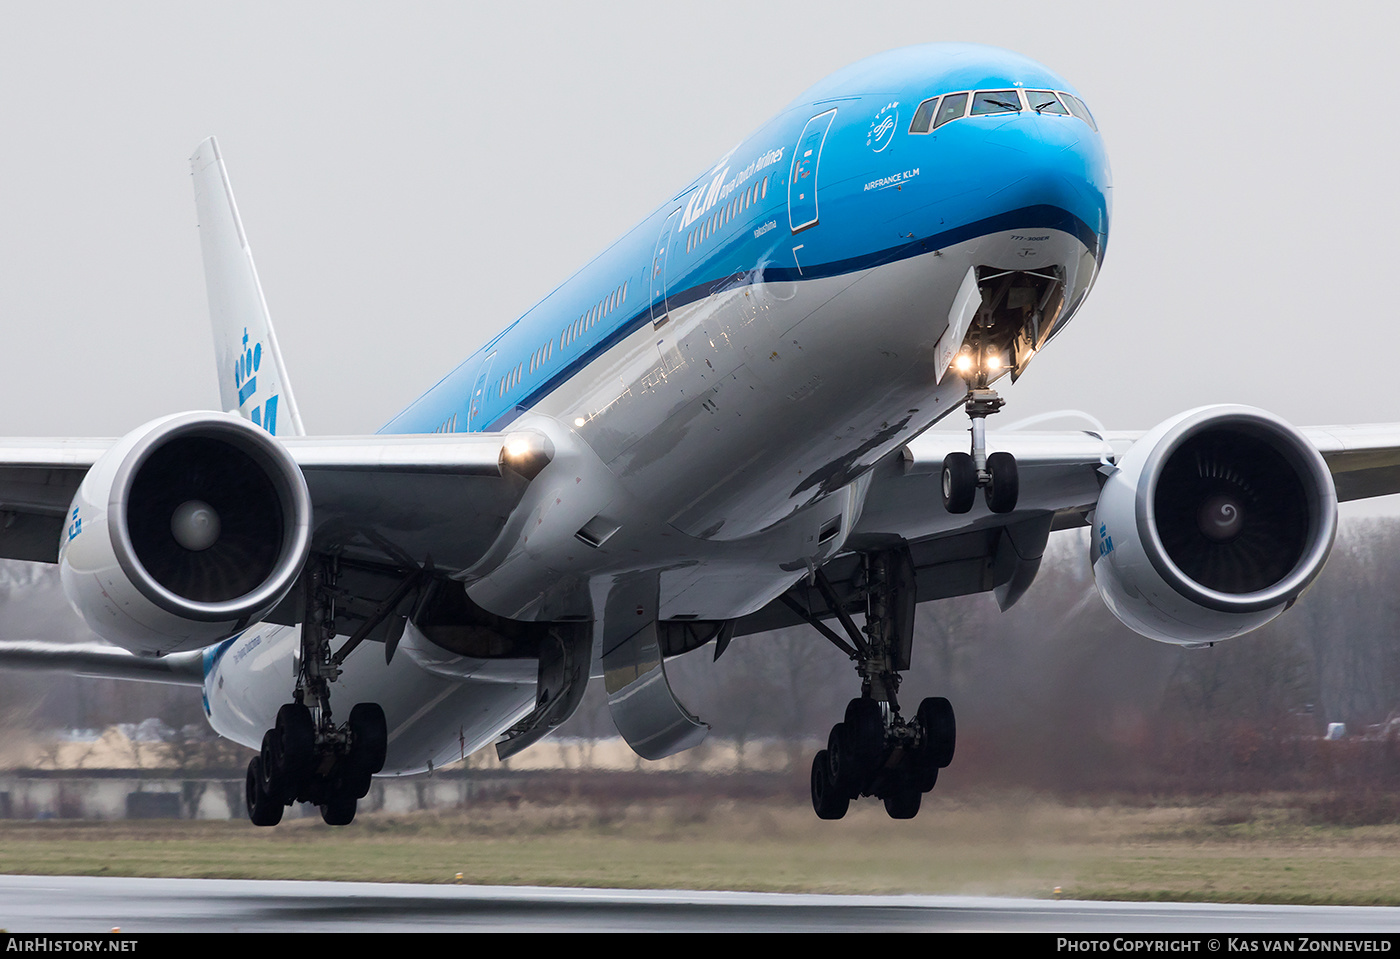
[
  {"xmin": 574, "ymin": 417, "xmax": 586, "ymax": 428},
  {"xmin": 500, "ymin": 430, "xmax": 555, "ymax": 481},
  {"xmin": 986, "ymin": 355, "xmax": 1002, "ymax": 371},
  {"xmin": 953, "ymin": 354, "xmax": 975, "ymax": 375}
]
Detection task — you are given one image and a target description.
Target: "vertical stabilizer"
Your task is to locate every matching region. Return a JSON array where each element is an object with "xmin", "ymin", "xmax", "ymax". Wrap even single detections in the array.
[{"xmin": 190, "ymin": 136, "xmax": 306, "ymax": 437}]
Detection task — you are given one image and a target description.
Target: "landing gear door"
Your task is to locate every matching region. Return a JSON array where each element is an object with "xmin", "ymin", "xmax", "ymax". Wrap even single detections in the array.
[
  {"xmin": 788, "ymin": 109, "xmax": 837, "ymax": 234},
  {"xmin": 934, "ymin": 268, "xmax": 981, "ymax": 384}
]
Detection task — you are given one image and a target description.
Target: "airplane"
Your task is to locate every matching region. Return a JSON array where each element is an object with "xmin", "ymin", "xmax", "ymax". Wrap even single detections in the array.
[{"xmin": 1, "ymin": 41, "xmax": 1397, "ymax": 825}]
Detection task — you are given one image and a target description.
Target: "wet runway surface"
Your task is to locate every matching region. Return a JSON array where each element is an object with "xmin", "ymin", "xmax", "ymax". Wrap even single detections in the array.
[{"xmin": 5, "ymin": 876, "xmax": 1400, "ymax": 932}]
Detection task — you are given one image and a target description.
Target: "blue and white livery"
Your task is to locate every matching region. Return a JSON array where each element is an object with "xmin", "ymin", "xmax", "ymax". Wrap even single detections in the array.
[{"xmin": 1, "ymin": 44, "xmax": 1397, "ymax": 824}]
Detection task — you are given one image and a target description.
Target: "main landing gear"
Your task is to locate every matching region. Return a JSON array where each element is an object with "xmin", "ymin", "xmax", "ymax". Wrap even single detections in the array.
[
  {"xmin": 941, "ymin": 387, "xmax": 1018, "ymax": 515},
  {"xmin": 245, "ymin": 557, "xmax": 392, "ymax": 827},
  {"xmin": 799, "ymin": 548, "xmax": 957, "ymax": 820}
]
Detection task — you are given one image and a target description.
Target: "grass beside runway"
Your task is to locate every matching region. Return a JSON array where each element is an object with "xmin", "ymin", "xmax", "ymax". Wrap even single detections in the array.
[{"xmin": 4, "ymin": 791, "xmax": 1400, "ymax": 903}]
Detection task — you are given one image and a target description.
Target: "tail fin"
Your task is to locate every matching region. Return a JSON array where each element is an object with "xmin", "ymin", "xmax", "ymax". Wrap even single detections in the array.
[{"xmin": 190, "ymin": 136, "xmax": 305, "ymax": 437}]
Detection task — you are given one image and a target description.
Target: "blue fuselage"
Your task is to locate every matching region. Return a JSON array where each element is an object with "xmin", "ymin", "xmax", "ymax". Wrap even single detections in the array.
[
  {"xmin": 204, "ymin": 43, "xmax": 1114, "ymax": 777},
  {"xmin": 383, "ymin": 42, "xmax": 1111, "ymax": 539}
]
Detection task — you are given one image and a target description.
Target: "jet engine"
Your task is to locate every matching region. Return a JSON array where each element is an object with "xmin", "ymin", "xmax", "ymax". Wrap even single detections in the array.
[
  {"xmin": 1091, "ymin": 406, "xmax": 1336, "ymax": 645},
  {"xmin": 59, "ymin": 412, "xmax": 311, "ymax": 654}
]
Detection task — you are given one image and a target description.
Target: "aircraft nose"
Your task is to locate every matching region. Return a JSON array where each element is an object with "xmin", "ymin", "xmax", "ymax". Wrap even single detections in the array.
[{"xmin": 996, "ymin": 111, "xmax": 1112, "ymax": 243}]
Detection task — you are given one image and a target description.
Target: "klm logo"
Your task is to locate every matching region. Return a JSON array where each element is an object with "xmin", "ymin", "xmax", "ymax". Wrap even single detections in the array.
[
  {"xmin": 233, "ymin": 327, "xmax": 279, "ymax": 435},
  {"xmin": 1097, "ymin": 522, "xmax": 1115, "ymax": 558},
  {"xmin": 67, "ymin": 507, "xmax": 82, "ymax": 542},
  {"xmin": 680, "ymin": 166, "xmax": 730, "ymax": 231}
]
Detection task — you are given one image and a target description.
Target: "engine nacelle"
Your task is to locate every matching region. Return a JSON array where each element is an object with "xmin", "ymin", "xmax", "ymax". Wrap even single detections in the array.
[
  {"xmin": 1091, "ymin": 405, "xmax": 1337, "ymax": 645},
  {"xmin": 59, "ymin": 412, "xmax": 311, "ymax": 654}
]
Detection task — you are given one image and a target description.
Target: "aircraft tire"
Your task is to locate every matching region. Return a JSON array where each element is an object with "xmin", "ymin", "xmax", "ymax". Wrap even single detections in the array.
[
  {"xmin": 941, "ymin": 453, "xmax": 976, "ymax": 513},
  {"xmin": 348, "ymin": 702, "xmax": 388, "ymax": 775},
  {"xmin": 259, "ymin": 729, "xmax": 292, "ymax": 804},
  {"xmin": 916, "ymin": 696, "xmax": 956, "ymax": 769},
  {"xmin": 319, "ymin": 795, "xmax": 357, "ymax": 826},
  {"xmin": 984, "ymin": 451, "xmax": 1019, "ymax": 513},
  {"xmin": 883, "ymin": 785, "xmax": 921, "ymax": 820},
  {"xmin": 913, "ymin": 760, "xmax": 939, "ymax": 794},
  {"xmin": 826, "ymin": 724, "xmax": 861, "ymax": 798},
  {"xmin": 246, "ymin": 757, "xmax": 284, "ymax": 827},
  {"xmin": 811, "ymin": 750, "xmax": 849, "ymax": 820},
  {"xmin": 275, "ymin": 704, "xmax": 315, "ymax": 770},
  {"xmin": 844, "ymin": 697, "xmax": 884, "ymax": 773}
]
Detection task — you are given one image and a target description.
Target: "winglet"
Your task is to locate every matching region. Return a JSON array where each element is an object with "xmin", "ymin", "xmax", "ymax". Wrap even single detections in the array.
[{"xmin": 191, "ymin": 137, "xmax": 306, "ymax": 437}]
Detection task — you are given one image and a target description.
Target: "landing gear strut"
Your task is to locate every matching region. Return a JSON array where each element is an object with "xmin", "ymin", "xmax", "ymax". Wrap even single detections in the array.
[
  {"xmin": 799, "ymin": 548, "xmax": 956, "ymax": 820},
  {"xmin": 941, "ymin": 388, "xmax": 1018, "ymax": 515},
  {"xmin": 245, "ymin": 556, "xmax": 393, "ymax": 827}
]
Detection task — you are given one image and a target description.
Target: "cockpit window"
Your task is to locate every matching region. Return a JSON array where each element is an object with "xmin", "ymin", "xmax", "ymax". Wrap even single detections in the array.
[
  {"xmin": 933, "ymin": 92, "xmax": 968, "ymax": 129},
  {"xmin": 909, "ymin": 97, "xmax": 940, "ymax": 134},
  {"xmin": 1025, "ymin": 90, "xmax": 1068, "ymax": 115},
  {"xmin": 1059, "ymin": 93, "xmax": 1098, "ymax": 131},
  {"xmin": 907, "ymin": 88, "xmax": 1095, "ymax": 134},
  {"xmin": 970, "ymin": 90, "xmax": 1023, "ymax": 116}
]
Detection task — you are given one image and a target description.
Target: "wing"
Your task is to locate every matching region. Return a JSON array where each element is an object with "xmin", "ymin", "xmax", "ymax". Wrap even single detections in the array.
[
  {"xmin": 0, "ymin": 431, "xmax": 545, "ymax": 569},
  {"xmin": 1303, "ymin": 424, "xmax": 1400, "ymax": 502},
  {"xmin": 734, "ymin": 419, "xmax": 1400, "ymax": 638},
  {"xmin": 734, "ymin": 429, "xmax": 1119, "ymax": 637},
  {"xmin": 0, "ymin": 438, "xmax": 110, "ymax": 562}
]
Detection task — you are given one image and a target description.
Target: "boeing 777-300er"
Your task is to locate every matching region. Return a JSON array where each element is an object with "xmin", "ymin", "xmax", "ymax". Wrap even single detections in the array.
[{"xmin": 1, "ymin": 42, "xmax": 1397, "ymax": 824}]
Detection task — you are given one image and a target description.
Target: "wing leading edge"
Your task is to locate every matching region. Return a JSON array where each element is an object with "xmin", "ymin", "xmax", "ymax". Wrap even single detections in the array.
[
  {"xmin": 736, "ymin": 419, "xmax": 1400, "ymax": 638},
  {"xmin": 0, "ymin": 431, "xmax": 543, "ymax": 569},
  {"xmin": 1304, "ymin": 424, "xmax": 1400, "ymax": 502}
]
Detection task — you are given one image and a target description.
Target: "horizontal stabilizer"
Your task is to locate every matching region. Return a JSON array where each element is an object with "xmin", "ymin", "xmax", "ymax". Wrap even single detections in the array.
[{"xmin": 0, "ymin": 641, "xmax": 204, "ymax": 686}]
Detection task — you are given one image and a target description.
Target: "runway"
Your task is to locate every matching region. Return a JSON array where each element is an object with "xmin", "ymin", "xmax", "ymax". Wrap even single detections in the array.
[{"xmin": 4, "ymin": 876, "xmax": 1400, "ymax": 932}]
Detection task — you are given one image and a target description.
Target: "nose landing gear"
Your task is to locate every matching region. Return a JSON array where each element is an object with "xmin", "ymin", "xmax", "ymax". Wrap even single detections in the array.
[
  {"xmin": 941, "ymin": 388, "xmax": 1019, "ymax": 514},
  {"xmin": 797, "ymin": 548, "xmax": 957, "ymax": 820}
]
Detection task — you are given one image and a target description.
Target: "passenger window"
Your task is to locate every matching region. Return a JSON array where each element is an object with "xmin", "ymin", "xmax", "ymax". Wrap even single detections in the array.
[
  {"xmin": 971, "ymin": 90, "xmax": 1022, "ymax": 116},
  {"xmin": 909, "ymin": 97, "xmax": 940, "ymax": 134},
  {"xmin": 1025, "ymin": 90, "xmax": 1068, "ymax": 115},
  {"xmin": 932, "ymin": 92, "xmax": 968, "ymax": 129}
]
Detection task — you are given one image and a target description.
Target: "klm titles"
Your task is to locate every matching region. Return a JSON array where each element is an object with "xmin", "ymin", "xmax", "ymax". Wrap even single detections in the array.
[{"xmin": 680, "ymin": 146, "xmax": 784, "ymax": 231}]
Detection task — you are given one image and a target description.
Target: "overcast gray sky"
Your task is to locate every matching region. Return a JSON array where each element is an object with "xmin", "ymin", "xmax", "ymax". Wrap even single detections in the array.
[{"xmin": 1, "ymin": 3, "xmax": 1395, "ymax": 472}]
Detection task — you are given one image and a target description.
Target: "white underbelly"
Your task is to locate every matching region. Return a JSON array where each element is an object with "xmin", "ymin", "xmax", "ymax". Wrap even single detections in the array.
[{"xmin": 203, "ymin": 624, "xmax": 536, "ymax": 775}]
